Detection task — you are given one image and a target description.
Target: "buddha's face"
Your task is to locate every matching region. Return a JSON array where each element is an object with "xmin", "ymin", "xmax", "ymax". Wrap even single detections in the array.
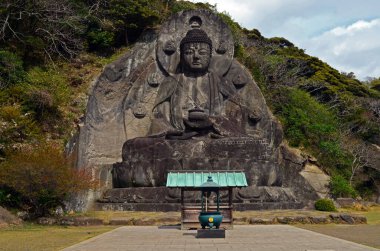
[{"xmin": 182, "ymin": 42, "xmax": 211, "ymax": 73}]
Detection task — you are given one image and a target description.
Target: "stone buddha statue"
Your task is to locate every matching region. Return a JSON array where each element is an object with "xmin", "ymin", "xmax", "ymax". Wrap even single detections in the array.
[
  {"xmin": 149, "ymin": 28, "xmax": 261, "ymax": 140},
  {"xmin": 81, "ymin": 10, "xmax": 321, "ymax": 210},
  {"xmin": 112, "ymin": 14, "xmax": 283, "ymax": 188}
]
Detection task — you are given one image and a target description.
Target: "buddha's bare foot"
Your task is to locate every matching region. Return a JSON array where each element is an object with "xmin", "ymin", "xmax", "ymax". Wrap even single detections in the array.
[
  {"xmin": 209, "ymin": 132, "xmax": 224, "ymax": 139},
  {"xmin": 166, "ymin": 131, "xmax": 198, "ymax": 140}
]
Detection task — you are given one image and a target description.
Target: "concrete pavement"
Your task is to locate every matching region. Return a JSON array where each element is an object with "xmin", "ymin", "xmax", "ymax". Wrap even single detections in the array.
[{"xmin": 63, "ymin": 225, "xmax": 378, "ymax": 251}]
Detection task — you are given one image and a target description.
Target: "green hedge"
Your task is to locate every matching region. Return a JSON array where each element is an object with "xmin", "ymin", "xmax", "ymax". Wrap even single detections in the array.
[
  {"xmin": 314, "ymin": 198, "xmax": 337, "ymax": 212},
  {"xmin": 330, "ymin": 175, "xmax": 358, "ymax": 198}
]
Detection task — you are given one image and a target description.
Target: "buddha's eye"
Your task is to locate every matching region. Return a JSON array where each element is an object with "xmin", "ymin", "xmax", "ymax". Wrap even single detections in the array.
[
  {"xmin": 185, "ymin": 50, "xmax": 194, "ymax": 55},
  {"xmin": 198, "ymin": 49, "xmax": 208, "ymax": 55}
]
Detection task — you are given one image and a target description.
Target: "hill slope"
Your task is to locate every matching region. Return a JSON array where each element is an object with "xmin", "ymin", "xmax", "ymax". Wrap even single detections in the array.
[{"xmin": 0, "ymin": 1, "xmax": 379, "ymax": 210}]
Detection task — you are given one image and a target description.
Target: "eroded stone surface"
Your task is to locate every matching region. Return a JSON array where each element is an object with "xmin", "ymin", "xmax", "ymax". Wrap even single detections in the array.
[
  {"xmin": 73, "ymin": 9, "xmax": 328, "ymax": 210},
  {"xmin": 112, "ymin": 10, "xmax": 285, "ymax": 192},
  {"xmin": 336, "ymin": 198, "xmax": 356, "ymax": 207},
  {"xmin": 300, "ymin": 163, "xmax": 330, "ymax": 198},
  {"xmin": 0, "ymin": 206, "xmax": 22, "ymax": 227},
  {"xmin": 249, "ymin": 217, "xmax": 275, "ymax": 225}
]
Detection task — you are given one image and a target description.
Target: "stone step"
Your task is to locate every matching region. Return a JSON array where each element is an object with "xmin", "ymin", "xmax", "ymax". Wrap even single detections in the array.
[
  {"xmin": 94, "ymin": 201, "xmax": 305, "ymax": 211},
  {"xmin": 36, "ymin": 213, "xmax": 367, "ymax": 226}
]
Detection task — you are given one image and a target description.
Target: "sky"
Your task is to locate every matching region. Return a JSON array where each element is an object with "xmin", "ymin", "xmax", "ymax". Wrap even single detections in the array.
[{"xmin": 192, "ymin": 0, "xmax": 380, "ymax": 80}]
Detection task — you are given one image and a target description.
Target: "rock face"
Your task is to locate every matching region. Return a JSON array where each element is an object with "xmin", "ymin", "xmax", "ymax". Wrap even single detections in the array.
[
  {"xmin": 74, "ymin": 9, "xmax": 328, "ymax": 211},
  {"xmin": 0, "ymin": 206, "xmax": 21, "ymax": 227}
]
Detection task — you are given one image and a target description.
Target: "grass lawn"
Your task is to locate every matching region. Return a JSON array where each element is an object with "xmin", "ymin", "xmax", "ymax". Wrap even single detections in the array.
[
  {"xmin": 298, "ymin": 224, "xmax": 380, "ymax": 249},
  {"xmin": 0, "ymin": 224, "xmax": 116, "ymax": 251},
  {"xmin": 297, "ymin": 205, "xmax": 380, "ymax": 249}
]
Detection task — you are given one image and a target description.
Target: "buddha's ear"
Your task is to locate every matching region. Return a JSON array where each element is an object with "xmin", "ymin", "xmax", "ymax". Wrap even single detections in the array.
[
  {"xmin": 208, "ymin": 44, "xmax": 213, "ymax": 58},
  {"xmin": 176, "ymin": 57, "xmax": 184, "ymax": 74}
]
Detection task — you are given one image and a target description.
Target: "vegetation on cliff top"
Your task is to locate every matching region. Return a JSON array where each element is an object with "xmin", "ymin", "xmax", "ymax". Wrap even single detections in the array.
[
  {"xmin": 0, "ymin": 1, "xmax": 379, "ymax": 215},
  {"xmin": 234, "ymin": 23, "xmax": 379, "ymax": 200}
]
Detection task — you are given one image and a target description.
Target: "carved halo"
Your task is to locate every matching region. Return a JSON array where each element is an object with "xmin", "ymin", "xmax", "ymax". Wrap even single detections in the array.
[{"xmin": 156, "ymin": 9, "xmax": 234, "ymax": 77}]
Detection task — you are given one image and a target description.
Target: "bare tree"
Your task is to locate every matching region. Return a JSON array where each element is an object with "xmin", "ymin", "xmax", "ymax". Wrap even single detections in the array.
[
  {"xmin": 367, "ymin": 99, "xmax": 380, "ymax": 123},
  {"xmin": 0, "ymin": 0, "xmax": 84, "ymax": 60},
  {"xmin": 341, "ymin": 138, "xmax": 371, "ymax": 185}
]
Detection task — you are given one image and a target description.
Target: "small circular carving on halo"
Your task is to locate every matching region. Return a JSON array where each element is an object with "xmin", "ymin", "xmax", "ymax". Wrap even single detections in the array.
[
  {"xmin": 233, "ymin": 74, "xmax": 247, "ymax": 87},
  {"xmin": 133, "ymin": 104, "xmax": 147, "ymax": 118},
  {"xmin": 216, "ymin": 42, "xmax": 227, "ymax": 54},
  {"xmin": 147, "ymin": 73, "xmax": 160, "ymax": 87},
  {"xmin": 189, "ymin": 16, "xmax": 202, "ymax": 29},
  {"xmin": 163, "ymin": 40, "xmax": 176, "ymax": 55}
]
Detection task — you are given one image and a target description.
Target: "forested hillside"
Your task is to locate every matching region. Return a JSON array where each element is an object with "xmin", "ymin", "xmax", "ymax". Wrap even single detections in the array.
[{"xmin": 0, "ymin": 0, "xmax": 379, "ymax": 215}]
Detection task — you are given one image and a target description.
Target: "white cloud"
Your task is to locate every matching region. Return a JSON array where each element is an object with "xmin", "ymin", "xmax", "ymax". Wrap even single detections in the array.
[
  {"xmin": 331, "ymin": 19, "xmax": 380, "ymax": 36},
  {"xmin": 194, "ymin": 0, "xmax": 380, "ymax": 79},
  {"xmin": 305, "ymin": 19, "xmax": 380, "ymax": 79}
]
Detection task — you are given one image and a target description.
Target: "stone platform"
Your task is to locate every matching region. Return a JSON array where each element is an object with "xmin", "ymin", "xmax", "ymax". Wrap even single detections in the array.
[
  {"xmin": 113, "ymin": 137, "xmax": 281, "ymax": 188},
  {"xmin": 197, "ymin": 229, "xmax": 225, "ymax": 238},
  {"xmin": 96, "ymin": 186, "xmax": 305, "ymax": 211},
  {"xmin": 63, "ymin": 225, "xmax": 376, "ymax": 251},
  {"xmin": 94, "ymin": 202, "xmax": 305, "ymax": 212},
  {"xmin": 37, "ymin": 211, "xmax": 367, "ymax": 226}
]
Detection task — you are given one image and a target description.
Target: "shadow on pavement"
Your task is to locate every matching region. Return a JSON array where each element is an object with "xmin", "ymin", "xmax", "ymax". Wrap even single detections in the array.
[{"xmin": 158, "ymin": 225, "xmax": 181, "ymax": 230}]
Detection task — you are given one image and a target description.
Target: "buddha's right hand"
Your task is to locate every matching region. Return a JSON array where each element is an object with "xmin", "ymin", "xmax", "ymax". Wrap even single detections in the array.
[{"xmin": 166, "ymin": 129, "xmax": 183, "ymax": 136}]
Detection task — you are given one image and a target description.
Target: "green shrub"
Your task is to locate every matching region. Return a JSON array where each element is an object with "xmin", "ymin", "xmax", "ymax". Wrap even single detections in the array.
[
  {"xmin": 169, "ymin": 1, "xmax": 198, "ymax": 13},
  {"xmin": 314, "ymin": 198, "xmax": 337, "ymax": 212},
  {"xmin": 268, "ymin": 37, "xmax": 294, "ymax": 47},
  {"xmin": 26, "ymin": 67, "xmax": 70, "ymax": 106},
  {"xmin": 371, "ymin": 82, "xmax": 380, "ymax": 92},
  {"xmin": 0, "ymin": 50, "xmax": 25, "ymax": 88},
  {"xmin": 87, "ymin": 30, "xmax": 115, "ymax": 51},
  {"xmin": 274, "ymin": 88, "xmax": 354, "ymax": 171},
  {"xmin": 278, "ymin": 88, "xmax": 338, "ymax": 147},
  {"xmin": 23, "ymin": 67, "xmax": 71, "ymax": 130},
  {"xmin": 0, "ymin": 104, "xmax": 41, "ymax": 155},
  {"xmin": 234, "ymin": 44, "xmax": 246, "ymax": 59},
  {"xmin": 244, "ymin": 28, "xmax": 262, "ymax": 40},
  {"xmin": 318, "ymin": 140, "xmax": 351, "ymax": 170},
  {"xmin": 0, "ymin": 187, "xmax": 22, "ymax": 208},
  {"xmin": 355, "ymin": 181, "xmax": 376, "ymax": 200},
  {"xmin": 169, "ymin": 1, "xmax": 215, "ymax": 14},
  {"xmin": 330, "ymin": 175, "xmax": 358, "ymax": 198},
  {"xmin": 217, "ymin": 11, "xmax": 242, "ymax": 44},
  {"xmin": 357, "ymin": 120, "xmax": 380, "ymax": 143},
  {"xmin": 23, "ymin": 36, "xmax": 47, "ymax": 63},
  {"xmin": 99, "ymin": 0, "xmax": 165, "ymax": 45},
  {"xmin": 0, "ymin": 143, "xmax": 97, "ymax": 217},
  {"xmin": 308, "ymin": 57, "xmax": 371, "ymax": 98}
]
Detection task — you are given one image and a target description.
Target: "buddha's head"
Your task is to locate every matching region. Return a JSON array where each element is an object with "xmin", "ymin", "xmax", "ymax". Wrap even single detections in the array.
[{"xmin": 180, "ymin": 29, "xmax": 212, "ymax": 73}]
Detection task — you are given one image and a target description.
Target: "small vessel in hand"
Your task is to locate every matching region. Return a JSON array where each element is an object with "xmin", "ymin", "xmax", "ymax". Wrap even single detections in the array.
[{"xmin": 188, "ymin": 107, "xmax": 207, "ymax": 121}]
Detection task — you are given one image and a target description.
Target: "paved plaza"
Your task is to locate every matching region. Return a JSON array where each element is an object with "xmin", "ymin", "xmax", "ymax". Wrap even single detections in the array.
[{"xmin": 64, "ymin": 225, "xmax": 378, "ymax": 251}]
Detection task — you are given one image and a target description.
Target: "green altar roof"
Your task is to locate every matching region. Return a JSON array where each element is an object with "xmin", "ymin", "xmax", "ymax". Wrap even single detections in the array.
[{"xmin": 166, "ymin": 171, "xmax": 248, "ymax": 187}]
